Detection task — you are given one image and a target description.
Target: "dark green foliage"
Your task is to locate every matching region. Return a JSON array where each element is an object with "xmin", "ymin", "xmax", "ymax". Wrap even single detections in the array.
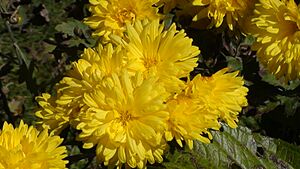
[
  {"xmin": 0, "ymin": 0, "xmax": 94, "ymax": 125},
  {"xmin": 164, "ymin": 125, "xmax": 300, "ymax": 169}
]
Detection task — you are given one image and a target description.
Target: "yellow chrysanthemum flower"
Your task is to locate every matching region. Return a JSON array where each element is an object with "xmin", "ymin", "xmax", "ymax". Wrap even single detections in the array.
[
  {"xmin": 0, "ymin": 121, "xmax": 68, "ymax": 169},
  {"xmin": 113, "ymin": 19, "xmax": 200, "ymax": 92},
  {"xmin": 84, "ymin": 0, "xmax": 160, "ymax": 40},
  {"xmin": 192, "ymin": 0, "xmax": 256, "ymax": 30},
  {"xmin": 247, "ymin": 0, "xmax": 300, "ymax": 81},
  {"xmin": 35, "ymin": 44, "xmax": 126, "ymax": 134},
  {"xmin": 77, "ymin": 71, "xmax": 169, "ymax": 169},
  {"xmin": 187, "ymin": 68, "xmax": 248, "ymax": 128},
  {"xmin": 165, "ymin": 94, "xmax": 220, "ymax": 149}
]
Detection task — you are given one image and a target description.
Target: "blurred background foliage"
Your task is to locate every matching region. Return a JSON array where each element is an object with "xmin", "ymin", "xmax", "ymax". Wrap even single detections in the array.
[{"xmin": 0, "ymin": 0, "xmax": 300, "ymax": 168}]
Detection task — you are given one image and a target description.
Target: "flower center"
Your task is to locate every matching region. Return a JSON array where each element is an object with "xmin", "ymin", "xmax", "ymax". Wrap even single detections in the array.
[
  {"xmin": 281, "ymin": 15, "xmax": 299, "ymax": 37},
  {"xmin": 116, "ymin": 8, "xmax": 136, "ymax": 24},
  {"xmin": 144, "ymin": 57, "xmax": 158, "ymax": 69},
  {"xmin": 119, "ymin": 111, "xmax": 132, "ymax": 126}
]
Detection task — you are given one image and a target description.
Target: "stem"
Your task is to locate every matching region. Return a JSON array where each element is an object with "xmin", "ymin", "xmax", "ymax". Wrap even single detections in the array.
[
  {"xmin": 0, "ymin": 81, "xmax": 15, "ymax": 123},
  {"xmin": 5, "ymin": 20, "xmax": 30, "ymax": 68},
  {"xmin": 4, "ymin": 17, "xmax": 38, "ymax": 95}
]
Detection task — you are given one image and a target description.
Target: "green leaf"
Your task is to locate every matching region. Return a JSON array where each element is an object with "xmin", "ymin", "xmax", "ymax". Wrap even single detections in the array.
[
  {"xmin": 276, "ymin": 96, "xmax": 299, "ymax": 117},
  {"xmin": 261, "ymin": 70, "xmax": 300, "ymax": 90},
  {"xmin": 226, "ymin": 56, "xmax": 243, "ymax": 71},
  {"xmin": 254, "ymin": 134, "xmax": 300, "ymax": 169},
  {"xmin": 55, "ymin": 19, "xmax": 89, "ymax": 37},
  {"xmin": 243, "ymin": 35, "xmax": 256, "ymax": 46},
  {"xmin": 55, "ymin": 19, "xmax": 96, "ymax": 47},
  {"xmin": 257, "ymin": 100, "xmax": 280, "ymax": 114},
  {"xmin": 63, "ymin": 38, "xmax": 86, "ymax": 47},
  {"xmin": 0, "ymin": 0, "xmax": 9, "ymax": 13},
  {"xmin": 163, "ymin": 149, "xmax": 196, "ymax": 169},
  {"xmin": 163, "ymin": 125, "xmax": 299, "ymax": 169},
  {"xmin": 257, "ymin": 96, "xmax": 300, "ymax": 117},
  {"xmin": 55, "ymin": 21, "xmax": 77, "ymax": 36},
  {"xmin": 163, "ymin": 13, "xmax": 174, "ymax": 30}
]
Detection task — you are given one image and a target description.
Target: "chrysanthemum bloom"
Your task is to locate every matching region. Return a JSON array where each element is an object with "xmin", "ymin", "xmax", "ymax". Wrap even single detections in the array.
[
  {"xmin": 77, "ymin": 71, "xmax": 169, "ymax": 168},
  {"xmin": 186, "ymin": 68, "xmax": 248, "ymax": 128},
  {"xmin": 247, "ymin": 0, "xmax": 300, "ymax": 81},
  {"xmin": 113, "ymin": 19, "xmax": 200, "ymax": 92},
  {"xmin": 192, "ymin": 0, "xmax": 256, "ymax": 30},
  {"xmin": 165, "ymin": 94, "xmax": 220, "ymax": 149},
  {"xmin": 36, "ymin": 43, "xmax": 126, "ymax": 134},
  {"xmin": 84, "ymin": 0, "xmax": 160, "ymax": 40},
  {"xmin": 0, "ymin": 121, "xmax": 68, "ymax": 169}
]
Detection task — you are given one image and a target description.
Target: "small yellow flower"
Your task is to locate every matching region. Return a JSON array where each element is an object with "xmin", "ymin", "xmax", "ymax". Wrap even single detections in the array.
[
  {"xmin": 77, "ymin": 71, "xmax": 169, "ymax": 168},
  {"xmin": 84, "ymin": 0, "xmax": 160, "ymax": 41},
  {"xmin": 0, "ymin": 121, "xmax": 68, "ymax": 169},
  {"xmin": 187, "ymin": 68, "xmax": 248, "ymax": 128},
  {"xmin": 192, "ymin": 0, "xmax": 256, "ymax": 30},
  {"xmin": 247, "ymin": 0, "xmax": 300, "ymax": 81},
  {"xmin": 113, "ymin": 19, "xmax": 200, "ymax": 92}
]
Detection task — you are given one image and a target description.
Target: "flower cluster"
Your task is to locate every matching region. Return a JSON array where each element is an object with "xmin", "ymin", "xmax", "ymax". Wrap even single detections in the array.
[
  {"xmin": 4, "ymin": 0, "xmax": 300, "ymax": 168},
  {"xmin": 35, "ymin": 17, "xmax": 248, "ymax": 168},
  {"xmin": 33, "ymin": 0, "xmax": 251, "ymax": 168},
  {"xmin": 84, "ymin": 0, "xmax": 256, "ymax": 32},
  {"xmin": 156, "ymin": 0, "xmax": 300, "ymax": 81},
  {"xmin": 0, "ymin": 121, "xmax": 68, "ymax": 169}
]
